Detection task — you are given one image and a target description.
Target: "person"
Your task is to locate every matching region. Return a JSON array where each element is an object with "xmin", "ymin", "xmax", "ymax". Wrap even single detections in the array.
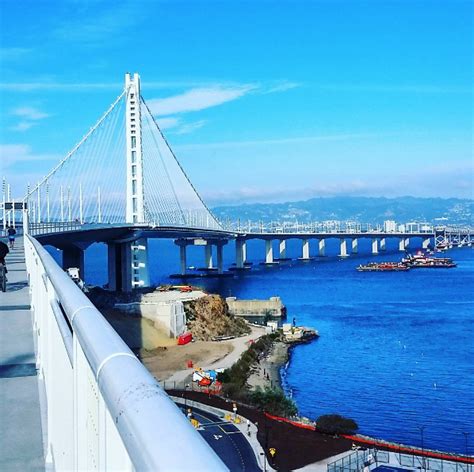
[
  {"xmin": 7, "ymin": 226, "xmax": 16, "ymax": 249},
  {"xmin": 0, "ymin": 240, "xmax": 9, "ymax": 290},
  {"xmin": 0, "ymin": 240, "xmax": 9, "ymax": 266}
]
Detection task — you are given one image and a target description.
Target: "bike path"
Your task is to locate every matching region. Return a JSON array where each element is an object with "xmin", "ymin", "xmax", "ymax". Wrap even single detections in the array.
[{"xmin": 0, "ymin": 237, "xmax": 45, "ymax": 471}]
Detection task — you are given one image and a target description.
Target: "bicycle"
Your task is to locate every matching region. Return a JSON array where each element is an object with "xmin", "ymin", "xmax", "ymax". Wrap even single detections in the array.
[{"xmin": 0, "ymin": 263, "xmax": 6, "ymax": 292}]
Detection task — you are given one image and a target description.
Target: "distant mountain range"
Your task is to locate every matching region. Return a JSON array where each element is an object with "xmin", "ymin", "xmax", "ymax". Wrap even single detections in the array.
[{"xmin": 212, "ymin": 197, "xmax": 473, "ymax": 225}]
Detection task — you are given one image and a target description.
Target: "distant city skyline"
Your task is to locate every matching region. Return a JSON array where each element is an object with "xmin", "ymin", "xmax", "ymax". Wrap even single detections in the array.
[{"xmin": 0, "ymin": 0, "xmax": 472, "ymax": 202}]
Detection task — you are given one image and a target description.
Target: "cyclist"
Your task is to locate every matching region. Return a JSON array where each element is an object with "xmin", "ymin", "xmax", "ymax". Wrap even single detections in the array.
[{"xmin": 0, "ymin": 240, "xmax": 9, "ymax": 292}]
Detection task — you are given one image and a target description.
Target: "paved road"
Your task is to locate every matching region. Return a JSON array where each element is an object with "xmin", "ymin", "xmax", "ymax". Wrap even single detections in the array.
[{"xmin": 178, "ymin": 404, "xmax": 262, "ymax": 471}]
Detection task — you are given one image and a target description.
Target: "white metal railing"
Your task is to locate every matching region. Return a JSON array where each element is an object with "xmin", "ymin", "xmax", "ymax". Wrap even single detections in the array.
[
  {"xmin": 25, "ymin": 235, "xmax": 227, "ymax": 471},
  {"xmin": 223, "ymin": 221, "xmax": 474, "ymax": 235}
]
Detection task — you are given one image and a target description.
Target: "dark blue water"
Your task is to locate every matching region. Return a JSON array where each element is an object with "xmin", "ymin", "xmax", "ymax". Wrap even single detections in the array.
[{"xmin": 77, "ymin": 237, "xmax": 474, "ymax": 454}]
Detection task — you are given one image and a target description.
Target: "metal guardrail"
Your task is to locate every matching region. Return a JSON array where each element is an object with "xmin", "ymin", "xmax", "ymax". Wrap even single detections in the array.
[
  {"xmin": 25, "ymin": 235, "xmax": 227, "ymax": 471},
  {"xmin": 327, "ymin": 448, "xmax": 471, "ymax": 472}
]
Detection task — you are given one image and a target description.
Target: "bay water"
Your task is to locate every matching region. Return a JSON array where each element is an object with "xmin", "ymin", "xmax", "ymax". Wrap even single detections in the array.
[{"xmin": 69, "ymin": 237, "xmax": 473, "ymax": 454}]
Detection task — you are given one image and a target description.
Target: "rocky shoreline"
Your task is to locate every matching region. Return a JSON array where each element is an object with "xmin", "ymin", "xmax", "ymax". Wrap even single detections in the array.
[{"xmin": 247, "ymin": 333, "xmax": 318, "ymax": 392}]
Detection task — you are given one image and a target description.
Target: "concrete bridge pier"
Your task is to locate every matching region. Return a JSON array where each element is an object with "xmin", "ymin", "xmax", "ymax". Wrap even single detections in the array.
[
  {"xmin": 318, "ymin": 239, "xmax": 326, "ymax": 256},
  {"xmin": 399, "ymin": 238, "xmax": 406, "ymax": 252},
  {"xmin": 404, "ymin": 238, "xmax": 410, "ymax": 250},
  {"xmin": 204, "ymin": 244, "xmax": 214, "ymax": 269},
  {"xmin": 216, "ymin": 242, "xmax": 226, "ymax": 274},
  {"xmin": 107, "ymin": 242, "xmax": 132, "ymax": 292},
  {"xmin": 235, "ymin": 238, "xmax": 246, "ymax": 269},
  {"xmin": 300, "ymin": 239, "xmax": 310, "ymax": 260},
  {"xmin": 380, "ymin": 237, "xmax": 386, "ymax": 251},
  {"xmin": 422, "ymin": 237, "xmax": 431, "ymax": 249},
  {"xmin": 175, "ymin": 240, "xmax": 188, "ymax": 275},
  {"xmin": 265, "ymin": 239, "xmax": 274, "ymax": 264},
  {"xmin": 279, "ymin": 239, "xmax": 287, "ymax": 259},
  {"xmin": 351, "ymin": 238, "xmax": 358, "ymax": 254},
  {"xmin": 372, "ymin": 238, "xmax": 379, "ymax": 254},
  {"xmin": 339, "ymin": 238, "xmax": 348, "ymax": 257},
  {"xmin": 62, "ymin": 244, "xmax": 85, "ymax": 279},
  {"xmin": 242, "ymin": 240, "xmax": 247, "ymax": 263}
]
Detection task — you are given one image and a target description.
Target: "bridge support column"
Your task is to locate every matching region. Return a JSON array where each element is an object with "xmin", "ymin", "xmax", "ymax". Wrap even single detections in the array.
[
  {"xmin": 216, "ymin": 243, "xmax": 224, "ymax": 275},
  {"xmin": 339, "ymin": 239, "xmax": 348, "ymax": 257},
  {"xmin": 279, "ymin": 239, "xmax": 287, "ymax": 259},
  {"xmin": 372, "ymin": 238, "xmax": 379, "ymax": 255},
  {"xmin": 404, "ymin": 238, "xmax": 410, "ymax": 249},
  {"xmin": 301, "ymin": 239, "xmax": 310, "ymax": 260},
  {"xmin": 265, "ymin": 240, "xmax": 274, "ymax": 264},
  {"xmin": 62, "ymin": 245, "xmax": 85, "ymax": 279},
  {"xmin": 380, "ymin": 238, "xmax": 386, "ymax": 251},
  {"xmin": 176, "ymin": 242, "xmax": 187, "ymax": 276},
  {"xmin": 131, "ymin": 238, "xmax": 149, "ymax": 288},
  {"xmin": 107, "ymin": 242, "xmax": 132, "ymax": 292},
  {"xmin": 422, "ymin": 237, "xmax": 431, "ymax": 249},
  {"xmin": 242, "ymin": 240, "xmax": 247, "ymax": 263},
  {"xmin": 318, "ymin": 239, "xmax": 326, "ymax": 256},
  {"xmin": 204, "ymin": 244, "xmax": 214, "ymax": 269},
  {"xmin": 236, "ymin": 239, "xmax": 245, "ymax": 269},
  {"xmin": 351, "ymin": 238, "xmax": 358, "ymax": 254},
  {"xmin": 399, "ymin": 238, "xmax": 406, "ymax": 252}
]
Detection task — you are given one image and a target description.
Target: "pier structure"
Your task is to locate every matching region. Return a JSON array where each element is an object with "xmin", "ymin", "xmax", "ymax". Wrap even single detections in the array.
[
  {"xmin": 319, "ymin": 238, "xmax": 326, "ymax": 256},
  {"xmin": 372, "ymin": 238, "xmax": 379, "ymax": 255},
  {"xmin": 339, "ymin": 238, "xmax": 348, "ymax": 257},
  {"xmin": 278, "ymin": 239, "xmax": 287, "ymax": 259},
  {"xmin": 175, "ymin": 238, "xmax": 228, "ymax": 275},
  {"xmin": 351, "ymin": 238, "xmax": 358, "ymax": 254}
]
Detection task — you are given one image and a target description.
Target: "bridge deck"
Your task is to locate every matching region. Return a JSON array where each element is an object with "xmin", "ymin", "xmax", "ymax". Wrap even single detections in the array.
[{"xmin": 0, "ymin": 238, "xmax": 45, "ymax": 471}]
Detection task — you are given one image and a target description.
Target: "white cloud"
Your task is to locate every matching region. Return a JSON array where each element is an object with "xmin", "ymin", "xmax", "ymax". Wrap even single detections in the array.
[
  {"xmin": 0, "ymin": 144, "xmax": 59, "ymax": 169},
  {"xmin": 263, "ymin": 81, "xmax": 301, "ymax": 94},
  {"xmin": 156, "ymin": 117, "xmax": 180, "ymax": 130},
  {"xmin": 11, "ymin": 106, "xmax": 50, "ymax": 120},
  {"xmin": 147, "ymin": 85, "xmax": 256, "ymax": 116},
  {"xmin": 9, "ymin": 122, "xmax": 36, "ymax": 132},
  {"xmin": 173, "ymin": 120, "xmax": 207, "ymax": 135}
]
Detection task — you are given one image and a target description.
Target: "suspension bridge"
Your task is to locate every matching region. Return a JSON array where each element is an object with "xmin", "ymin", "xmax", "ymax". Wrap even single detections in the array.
[{"xmin": 1, "ymin": 72, "xmax": 473, "ymax": 290}]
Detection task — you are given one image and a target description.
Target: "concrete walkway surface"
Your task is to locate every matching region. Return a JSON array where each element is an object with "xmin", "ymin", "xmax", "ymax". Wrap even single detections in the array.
[{"xmin": 0, "ymin": 237, "xmax": 45, "ymax": 471}]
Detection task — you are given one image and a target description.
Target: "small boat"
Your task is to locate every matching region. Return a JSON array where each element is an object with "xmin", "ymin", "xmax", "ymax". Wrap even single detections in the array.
[
  {"xmin": 357, "ymin": 262, "xmax": 410, "ymax": 272},
  {"xmin": 402, "ymin": 252, "xmax": 456, "ymax": 268}
]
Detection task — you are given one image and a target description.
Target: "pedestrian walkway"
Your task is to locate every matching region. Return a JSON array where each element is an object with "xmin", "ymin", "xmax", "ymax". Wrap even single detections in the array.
[{"xmin": 0, "ymin": 237, "xmax": 45, "ymax": 471}]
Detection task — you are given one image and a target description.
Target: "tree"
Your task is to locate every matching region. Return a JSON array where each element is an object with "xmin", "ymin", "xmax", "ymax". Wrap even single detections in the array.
[{"xmin": 316, "ymin": 414, "xmax": 358, "ymax": 435}]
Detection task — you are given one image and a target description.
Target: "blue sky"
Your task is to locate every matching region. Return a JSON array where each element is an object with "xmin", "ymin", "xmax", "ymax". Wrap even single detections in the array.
[{"xmin": 0, "ymin": 0, "xmax": 472, "ymax": 204}]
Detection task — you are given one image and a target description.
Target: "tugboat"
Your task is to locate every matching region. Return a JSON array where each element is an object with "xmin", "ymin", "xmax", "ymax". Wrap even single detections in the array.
[
  {"xmin": 357, "ymin": 262, "xmax": 410, "ymax": 272},
  {"xmin": 402, "ymin": 252, "xmax": 456, "ymax": 268}
]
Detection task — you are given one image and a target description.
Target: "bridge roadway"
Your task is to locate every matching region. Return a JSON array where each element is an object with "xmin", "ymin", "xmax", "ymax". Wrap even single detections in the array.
[
  {"xmin": 30, "ymin": 222, "xmax": 435, "ymax": 246},
  {"xmin": 27, "ymin": 221, "xmax": 464, "ymax": 290}
]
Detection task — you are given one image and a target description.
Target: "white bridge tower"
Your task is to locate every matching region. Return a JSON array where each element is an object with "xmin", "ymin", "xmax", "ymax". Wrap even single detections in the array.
[{"xmin": 125, "ymin": 72, "xmax": 149, "ymax": 288}]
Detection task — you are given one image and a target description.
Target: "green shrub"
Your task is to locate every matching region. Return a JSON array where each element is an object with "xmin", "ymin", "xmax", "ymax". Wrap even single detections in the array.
[
  {"xmin": 316, "ymin": 414, "xmax": 358, "ymax": 435},
  {"xmin": 248, "ymin": 387, "xmax": 298, "ymax": 417}
]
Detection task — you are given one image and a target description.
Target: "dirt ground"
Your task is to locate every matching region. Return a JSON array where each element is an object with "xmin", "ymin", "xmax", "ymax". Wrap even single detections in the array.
[
  {"xmin": 102, "ymin": 308, "xmax": 266, "ymax": 382},
  {"xmin": 140, "ymin": 341, "xmax": 234, "ymax": 381}
]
